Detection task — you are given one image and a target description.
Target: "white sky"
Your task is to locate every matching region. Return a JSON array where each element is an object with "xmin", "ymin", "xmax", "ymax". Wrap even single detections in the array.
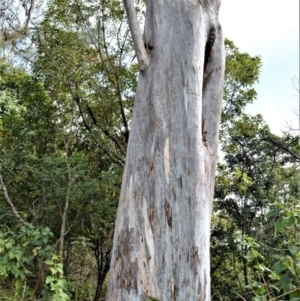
[{"xmin": 219, "ymin": 0, "xmax": 299, "ymax": 135}]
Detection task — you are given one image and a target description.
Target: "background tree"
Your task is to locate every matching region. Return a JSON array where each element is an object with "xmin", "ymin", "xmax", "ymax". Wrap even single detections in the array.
[
  {"xmin": 210, "ymin": 41, "xmax": 300, "ymax": 300},
  {"xmin": 0, "ymin": 0, "xmax": 44, "ymax": 65}
]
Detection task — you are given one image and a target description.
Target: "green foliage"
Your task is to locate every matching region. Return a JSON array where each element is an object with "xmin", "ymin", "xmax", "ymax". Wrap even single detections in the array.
[
  {"xmin": 0, "ymin": 223, "xmax": 55, "ymax": 299},
  {"xmin": 222, "ymin": 39, "xmax": 262, "ymax": 125},
  {"xmin": 213, "ymin": 117, "xmax": 300, "ymax": 299},
  {"xmin": 241, "ymin": 207, "xmax": 300, "ymax": 300},
  {"xmin": 0, "ymin": 0, "xmax": 129, "ymax": 296},
  {"xmin": 0, "ymin": 224, "xmax": 73, "ymax": 301},
  {"xmin": 45, "ymin": 254, "xmax": 71, "ymax": 301},
  {"xmin": 148, "ymin": 297, "xmax": 160, "ymax": 301},
  {"xmin": 212, "ymin": 39, "xmax": 300, "ymax": 301},
  {"xmin": 33, "ymin": 0, "xmax": 137, "ymax": 166}
]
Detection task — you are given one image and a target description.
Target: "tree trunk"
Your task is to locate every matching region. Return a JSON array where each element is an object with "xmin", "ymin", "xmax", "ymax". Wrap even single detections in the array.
[
  {"xmin": 106, "ymin": 0, "xmax": 224, "ymax": 300},
  {"xmin": 93, "ymin": 241, "xmax": 111, "ymax": 301}
]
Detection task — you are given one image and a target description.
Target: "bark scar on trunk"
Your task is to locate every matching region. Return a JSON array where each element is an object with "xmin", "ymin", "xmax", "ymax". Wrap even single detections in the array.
[
  {"xmin": 203, "ymin": 24, "xmax": 216, "ymax": 92},
  {"xmin": 171, "ymin": 284, "xmax": 178, "ymax": 300},
  {"xmin": 164, "ymin": 200, "xmax": 172, "ymax": 227},
  {"xmin": 204, "ymin": 25, "xmax": 216, "ymax": 65},
  {"xmin": 164, "ymin": 138, "xmax": 170, "ymax": 184},
  {"xmin": 144, "ymin": 42, "xmax": 154, "ymax": 56},
  {"xmin": 202, "ymin": 118, "xmax": 208, "ymax": 146}
]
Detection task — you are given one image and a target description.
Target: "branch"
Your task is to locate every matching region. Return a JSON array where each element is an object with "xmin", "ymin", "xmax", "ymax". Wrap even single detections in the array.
[
  {"xmin": 58, "ymin": 143, "xmax": 73, "ymax": 259},
  {"xmin": 0, "ymin": 174, "xmax": 25, "ymax": 225},
  {"xmin": 236, "ymin": 293, "xmax": 247, "ymax": 301},
  {"xmin": 123, "ymin": 0, "xmax": 149, "ymax": 71},
  {"xmin": 68, "ymin": 84, "xmax": 125, "ymax": 166},
  {"xmin": 103, "ymin": 129, "xmax": 127, "ymax": 157},
  {"xmin": 22, "ymin": 0, "xmax": 35, "ymax": 33},
  {"xmin": 261, "ymin": 137, "xmax": 300, "ymax": 161},
  {"xmin": 211, "ymin": 258, "xmax": 225, "ymax": 274}
]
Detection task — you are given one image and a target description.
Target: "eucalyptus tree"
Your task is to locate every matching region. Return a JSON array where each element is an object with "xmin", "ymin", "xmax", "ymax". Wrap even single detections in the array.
[
  {"xmin": 107, "ymin": 0, "xmax": 225, "ymax": 300},
  {"xmin": 0, "ymin": 0, "xmax": 44, "ymax": 65}
]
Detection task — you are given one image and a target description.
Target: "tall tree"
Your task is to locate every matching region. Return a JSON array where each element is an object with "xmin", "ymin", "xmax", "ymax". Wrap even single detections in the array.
[{"xmin": 107, "ymin": 0, "xmax": 225, "ymax": 300}]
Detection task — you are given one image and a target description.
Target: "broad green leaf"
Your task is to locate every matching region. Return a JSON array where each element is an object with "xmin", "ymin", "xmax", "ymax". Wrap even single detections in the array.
[
  {"xmin": 288, "ymin": 245, "xmax": 298, "ymax": 255},
  {"xmin": 255, "ymin": 285, "xmax": 266, "ymax": 295},
  {"xmin": 273, "ymin": 261, "xmax": 286, "ymax": 273},
  {"xmin": 46, "ymin": 276, "xmax": 55, "ymax": 284},
  {"xmin": 57, "ymin": 278, "xmax": 68, "ymax": 289},
  {"xmin": 8, "ymin": 250, "xmax": 16, "ymax": 259},
  {"xmin": 59, "ymin": 292, "xmax": 71, "ymax": 301},
  {"xmin": 285, "ymin": 216, "xmax": 296, "ymax": 227},
  {"xmin": 266, "ymin": 209, "xmax": 277, "ymax": 218},
  {"xmin": 50, "ymin": 267, "xmax": 60, "ymax": 274},
  {"xmin": 45, "ymin": 259, "xmax": 53, "ymax": 265},
  {"xmin": 5, "ymin": 242, "xmax": 13, "ymax": 249},
  {"xmin": 290, "ymin": 290, "xmax": 300, "ymax": 298},
  {"xmin": 280, "ymin": 273, "xmax": 290, "ymax": 290},
  {"xmin": 275, "ymin": 217, "xmax": 284, "ymax": 231}
]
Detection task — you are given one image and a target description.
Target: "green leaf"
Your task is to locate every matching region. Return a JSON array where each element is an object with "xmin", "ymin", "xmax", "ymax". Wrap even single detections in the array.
[
  {"xmin": 45, "ymin": 259, "xmax": 53, "ymax": 265},
  {"xmin": 50, "ymin": 267, "xmax": 60, "ymax": 274},
  {"xmin": 148, "ymin": 297, "xmax": 160, "ymax": 301},
  {"xmin": 8, "ymin": 249, "xmax": 16, "ymax": 259},
  {"xmin": 59, "ymin": 292, "xmax": 71, "ymax": 301},
  {"xmin": 288, "ymin": 245, "xmax": 298, "ymax": 255},
  {"xmin": 57, "ymin": 278, "xmax": 68, "ymax": 289},
  {"xmin": 280, "ymin": 273, "xmax": 290, "ymax": 290},
  {"xmin": 290, "ymin": 290, "xmax": 300, "ymax": 298},
  {"xmin": 255, "ymin": 285, "xmax": 266, "ymax": 295},
  {"xmin": 266, "ymin": 209, "xmax": 277, "ymax": 218},
  {"xmin": 19, "ymin": 272, "xmax": 26, "ymax": 281},
  {"xmin": 46, "ymin": 276, "xmax": 55, "ymax": 284},
  {"xmin": 5, "ymin": 242, "xmax": 13, "ymax": 249},
  {"xmin": 285, "ymin": 216, "xmax": 295, "ymax": 227},
  {"xmin": 275, "ymin": 217, "xmax": 284, "ymax": 231},
  {"xmin": 273, "ymin": 261, "xmax": 286, "ymax": 273}
]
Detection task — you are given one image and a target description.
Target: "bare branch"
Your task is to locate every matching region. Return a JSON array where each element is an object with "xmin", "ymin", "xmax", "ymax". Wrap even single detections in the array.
[
  {"xmin": 0, "ymin": 174, "xmax": 25, "ymax": 225},
  {"xmin": 236, "ymin": 293, "xmax": 247, "ymax": 301},
  {"xmin": 123, "ymin": 0, "xmax": 149, "ymax": 71},
  {"xmin": 261, "ymin": 137, "xmax": 300, "ymax": 161},
  {"xmin": 292, "ymin": 76, "xmax": 299, "ymax": 94},
  {"xmin": 21, "ymin": 0, "xmax": 35, "ymax": 33}
]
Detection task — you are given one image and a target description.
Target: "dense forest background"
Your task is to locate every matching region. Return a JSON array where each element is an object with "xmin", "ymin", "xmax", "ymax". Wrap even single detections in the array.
[{"xmin": 0, "ymin": 1, "xmax": 299, "ymax": 300}]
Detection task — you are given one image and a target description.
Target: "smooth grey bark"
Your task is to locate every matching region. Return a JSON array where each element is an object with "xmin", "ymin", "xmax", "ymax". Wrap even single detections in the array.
[
  {"xmin": 107, "ymin": 0, "xmax": 224, "ymax": 300},
  {"xmin": 0, "ymin": 174, "xmax": 26, "ymax": 225},
  {"xmin": 123, "ymin": 0, "xmax": 149, "ymax": 70}
]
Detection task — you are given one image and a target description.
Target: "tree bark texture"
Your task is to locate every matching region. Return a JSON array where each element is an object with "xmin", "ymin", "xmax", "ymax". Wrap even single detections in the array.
[{"xmin": 107, "ymin": 0, "xmax": 224, "ymax": 300}]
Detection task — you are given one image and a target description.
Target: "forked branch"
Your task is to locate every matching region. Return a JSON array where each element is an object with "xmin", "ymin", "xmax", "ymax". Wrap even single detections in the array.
[{"xmin": 123, "ymin": 0, "xmax": 149, "ymax": 70}]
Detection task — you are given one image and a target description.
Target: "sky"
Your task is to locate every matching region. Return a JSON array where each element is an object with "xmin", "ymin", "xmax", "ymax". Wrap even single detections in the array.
[{"xmin": 219, "ymin": 0, "xmax": 299, "ymax": 135}]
